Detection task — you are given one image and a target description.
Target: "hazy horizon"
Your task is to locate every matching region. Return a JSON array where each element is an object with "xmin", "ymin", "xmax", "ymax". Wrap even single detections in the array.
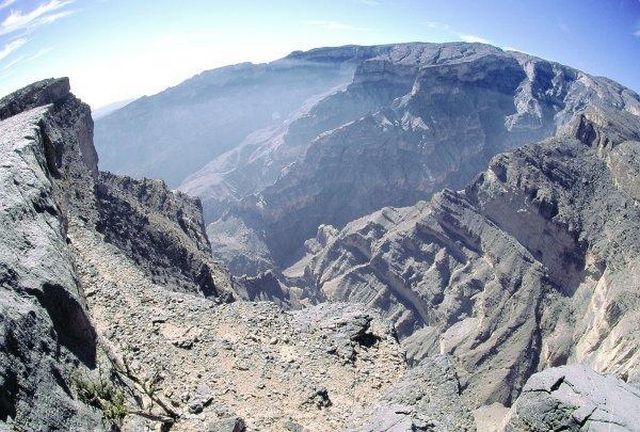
[{"xmin": 1, "ymin": 0, "xmax": 639, "ymax": 108}]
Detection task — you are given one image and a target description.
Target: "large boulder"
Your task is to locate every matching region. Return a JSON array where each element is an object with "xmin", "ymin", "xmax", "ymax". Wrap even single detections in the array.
[{"xmin": 504, "ymin": 364, "xmax": 640, "ymax": 432}]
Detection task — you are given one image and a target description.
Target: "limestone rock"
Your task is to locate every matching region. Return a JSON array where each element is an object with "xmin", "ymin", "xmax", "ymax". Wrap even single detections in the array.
[
  {"xmin": 0, "ymin": 78, "xmax": 235, "ymax": 430},
  {"xmin": 356, "ymin": 355, "xmax": 476, "ymax": 431},
  {"xmin": 504, "ymin": 364, "xmax": 640, "ymax": 431},
  {"xmin": 285, "ymin": 116, "xmax": 640, "ymax": 408},
  {"xmin": 0, "ymin": 81, "xmax": 102, "ymax": 431},
  {"xmin": 193, "ymin": 43, "xmax": 640, "ymax": 276},
  {"xmin": 96, "ymin": 171, "xmax": 233, "ymax": 298}
]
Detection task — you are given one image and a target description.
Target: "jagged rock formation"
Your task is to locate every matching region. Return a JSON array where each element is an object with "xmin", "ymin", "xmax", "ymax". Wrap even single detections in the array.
[
  {"xmin": 151, "ymin": 42, "xmax": 638, "ymax": 277},
  {"xmin": 504, "ymin": 365, "xmax": 640, "ymax": 431},
  {"xmin": 1, "ymin": 78, "xmax": 481, "ymax": 431},
  {"xmin": 0, "ymin": 78, "xmax": 233, "ymax": 430},
  {"xmin": 96, "ymin": 172, "xmax": 231, "ymax": 297},
  {"xmin": 82, "ymin": 242, "xmax": 412, "ymax": 432},
  {"xmin": 0, "ymin": 89, "xmax": 101, "ymax": 431},
  {"xmin": 4, "ymin": 46, "xmax": 640, "ymax": 431},
  {"xmin": 284, "ymin": 107, "xmax": 640, "ymax": 412}
]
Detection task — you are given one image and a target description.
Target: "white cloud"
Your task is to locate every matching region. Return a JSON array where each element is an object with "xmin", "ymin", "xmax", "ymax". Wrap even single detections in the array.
[
  {"xmin": 306, "ymin": 20, "xmax": 368, "ymax": 31},
  {"xmin": 426, "ymin": 21, "xmax": 450, "ymax": 31},
  {"xmin": 634, "ymin": 29, "xmax": 640, "ymax": 37},
  {"xmin": 426, "ymin": 22, "xmax": 493, "ymax": 46},
  {"xmin": 0, "ymin": 0, "xmax": 16, "ymax": 10},
  {"xmin": 0, "ymin": 0, "xmax": 75, "ymax": 36},
  {"xmin": 459, "ymin": 33, "xmax": 491, "ymax": 44},
  {"xmin": 40, "ymin": 9, "xmax": 76, "ymax": 24},
  {"xmin": 0, "ymin": 38, "xmax": 26, "ymax": 61}
]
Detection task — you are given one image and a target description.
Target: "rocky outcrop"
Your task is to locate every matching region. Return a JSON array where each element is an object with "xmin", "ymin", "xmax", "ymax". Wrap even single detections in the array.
[
  {"xmin": 1, "ymin": 77, "xmax": 488, "ymax": 431},
  {"xmin": 4, "ymin": 50, "xmax": 640, "ymax": 430},
  {"xmin": 355, "ymin": 355, "xmax": 476, "ymax": 431},
  {"xmin": 504, "ymin": 364, "xmax": 640, "ymax": 431},
  {"xmin": 285, "ymin": 130, "xmax": 640, "ymax": 410},
  {"xmin": 0, "ymin": 81, "xmax": 102, "ymax": 431},
  {"xmin": 0, "ymin": 78, "xmax": 235, "ymax": 430},
  {"xmin": 96, "ymin": 172, "xmax": 232, "ymax": 297}
]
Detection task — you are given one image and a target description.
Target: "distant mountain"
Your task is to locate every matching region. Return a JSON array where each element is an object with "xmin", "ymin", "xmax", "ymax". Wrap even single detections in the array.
[
  {"xmin": 94, "ymin": 46, "xmax": 392, "ymax": 186},
  {"xmin": 96, "ymin": 43, "xmax": 640, "ymax": 280},
  {"xmin": 91, "ymin": 98, "xmax": 135, "ymax": 120}
]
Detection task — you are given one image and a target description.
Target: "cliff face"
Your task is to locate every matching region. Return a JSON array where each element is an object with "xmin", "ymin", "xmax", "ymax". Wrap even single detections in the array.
[
  {"xmin": 0, "ymin": 79, "xmax": 233, "ymax": 431},
  {"xmin": 0, "ymin": 78, "xmax": 476, "ymax": 432},
  {"xmin": 3, "ymin": 60, "xmax": 640, "ymax": 430},
  {"xmin": 189, "ymin": 43, "xmax": 640, "ymax": 277},
  {"xmin": 284, "ymin": 113, "xmax": 640, "ymax": 409},
  {"xmin": 0, "ymin": 79, "xmax": 101, "ymax": 430},
  {"xmin": 96, "ymin": 172, "xmax": 231, "ymax": 297}
]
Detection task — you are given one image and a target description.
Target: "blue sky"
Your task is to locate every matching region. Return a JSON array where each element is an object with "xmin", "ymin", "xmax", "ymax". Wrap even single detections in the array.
[{"xmin": 0, "ymin": 0, "xmax": 639, "ymax": 108}]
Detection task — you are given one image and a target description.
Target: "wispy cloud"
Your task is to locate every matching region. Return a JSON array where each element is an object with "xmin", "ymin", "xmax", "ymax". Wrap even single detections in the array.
[
  {"xmin": 634, "ymin": 28, "xmax": 640, "ymax": 37},
  {"xmin": 426, "ymin": 21, "xmax": 492, "ymax": 45},
  {"xmin": 0, "ymin": 38, "xmax": 26, "ymax": 61},
  {"xmin": 0, "ymin": 0, "xmax": 16, "ymax": 10},
  {"xmin": 557, "ymin": 21, "xmax": 570, "ymax": 34},
  {"xmin": 2, "ymin": 46, "xmax": 53, "ymax": 71},
  {"xmin": 459, "ymin": 33, "xmax": 491, "ymax": 44},
  {"xmin": 426, "ymin": 21, "xmax": 450, "ymax": 31},
  {"xmin": 306, "ymin": 20, "xmax": 369, "ymax": 31},
  {"xmin": 0, "ymin": 0, "xmax": 76, "ymax": 36}
]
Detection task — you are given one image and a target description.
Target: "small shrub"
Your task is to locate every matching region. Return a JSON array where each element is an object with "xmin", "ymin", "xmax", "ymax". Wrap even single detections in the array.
[{"xmin": 73, "ymin": 373, "xmax": 127, "ymax": 424}]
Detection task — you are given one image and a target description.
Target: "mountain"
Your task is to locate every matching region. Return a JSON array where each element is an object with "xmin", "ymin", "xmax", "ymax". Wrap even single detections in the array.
[
  {"xmin": 282, "ymin": 116, "xmax": 640, "ymax": 407},
  {"xmin": 94, "ymin": 46, "xmax": 391, "ymax": 187},
  {"xmin": 177, "ymin": 42, "xmax": 639, "ymax": 277},
  {"xmin": 91, "ymin": 98, "xmax": 136, "ymax": 120},
  {"xmin": 0, "ymin": 78, "xmax": 236, "ymax": 430},
  {"xmin": 4, "ymin": 46, "xmax": 640, "ymax": 430}
]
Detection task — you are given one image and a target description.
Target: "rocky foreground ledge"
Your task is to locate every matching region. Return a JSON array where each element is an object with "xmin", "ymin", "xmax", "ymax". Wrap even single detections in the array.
[{"xmin": 1, "ymin": 78, "xmax": 639, "ymax": 431}]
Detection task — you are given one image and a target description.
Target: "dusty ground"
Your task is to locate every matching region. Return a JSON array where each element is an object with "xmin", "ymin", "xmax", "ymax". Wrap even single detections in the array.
[{"xmin": 70, "ymin": 225, "xmax": 407, "ymax": 431}]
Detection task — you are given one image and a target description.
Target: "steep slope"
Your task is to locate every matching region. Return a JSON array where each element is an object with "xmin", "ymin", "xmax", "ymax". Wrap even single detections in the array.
[
  {"xmin": 201, "ymin": 42, "xmax": 640, "ymax": 276},
  {"xmin": 4, "ymin": 71, "xmax": 640, "ymax": 431},
  {"xmin": 0, "ymin": 78, "xmax": 234, "ymax": 431},
  {"xmin": 95, "ymin": 46, "xmax": 387, "ymax": 187},
  {"xmin": 179, "ymin": 45, "xmax": 418, "ymax": 222},
  {"xmin": 0, "ymin": 91, "xmax": 101, "ymax": 431},
  {"xmin": 0, "ymin": 78, "xmax": 480, "ymax": 431},
  {"xmin": 283, "ymin": 106, "xmax": 640, "ymax": 411}
]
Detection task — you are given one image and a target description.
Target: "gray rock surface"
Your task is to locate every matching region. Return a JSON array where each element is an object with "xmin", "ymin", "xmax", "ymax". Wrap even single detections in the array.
[
  {"xmin": 284, "ymin": 115, "xmax": 640, "ymax": 408},
  {"xmin": 193, "ymin": 42, "xmax": 640, "ymax": 276},
  {"xmin": 504, "ymin": 364, "xmax": 640, "ymax": 431},
  {"xmin": 0, "ymin": 81, "xmax": 102, "ymax": 431},
  {"xmin": 355, "ymin": 355, "xmax": 476, "ymax": 431},
  {"xmin": 0, "ymin": 78, "xmax": 235, "ymax": 430},
  {"xmin": 4, "ymin": 47, "xmax": 640, "ymax": 431},
  {"xmin": 1, "ymin": 76, "xmax": 472, "ymax": 432},
  {"xmin": 96, "ymin": 171, "xmax": 233, "ymax": 298}
]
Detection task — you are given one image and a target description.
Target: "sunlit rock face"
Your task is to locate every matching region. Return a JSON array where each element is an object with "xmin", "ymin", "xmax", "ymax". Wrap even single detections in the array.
[
  {"xmin": 154, "ymin": 42, "xmax": 635, "ymax": 278},
  {"xmin": 286, "ymin": 127, "xmax": 640, "ymax": 408},
  {"xmin": 0, "ymin": 79, "xmax": 234, "ymax": 431}
]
